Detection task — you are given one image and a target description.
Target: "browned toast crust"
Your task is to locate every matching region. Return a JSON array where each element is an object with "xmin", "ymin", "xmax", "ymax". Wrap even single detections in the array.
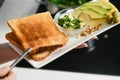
[
  {"xmin": 6, "ymin": 12, "xmax": 68, "ymax": 61},
  {"xmin": 6, "ymin": 32, "xmax": 57, "ymax": 61},
  {"xmin": 7, "ymin": 12, "xmax": 67, "ymax": 51}
]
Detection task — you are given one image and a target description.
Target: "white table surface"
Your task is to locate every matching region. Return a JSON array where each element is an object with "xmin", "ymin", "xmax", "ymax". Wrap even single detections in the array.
[{"xmin": 13, "ymin": 67, "xmax": 120, "ymax": 80}]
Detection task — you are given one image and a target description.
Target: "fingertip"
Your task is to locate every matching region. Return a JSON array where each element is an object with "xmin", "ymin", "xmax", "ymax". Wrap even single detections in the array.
[
  {"xmin": 83, "ymin": 43, "xmax": 88, "ymax": 48},
  {"xmin": 0, "ymin": 66, "xmax": 10, "ymax": 77},
  {"xmin": 77, "ymin": 43, "xmax": 88, "ymax": 49},
  {"xmin": 5, "ymin": 70, "xmax": 16, "ymax": 80},
  {"xmin": 91, "ymin": 36, "xmax": 99, "ymax": 40}
]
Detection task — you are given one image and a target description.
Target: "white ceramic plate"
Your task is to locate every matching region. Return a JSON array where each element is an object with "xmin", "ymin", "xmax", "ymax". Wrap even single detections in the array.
[{"xmin": 9, "ymin": 18, "xmax": 120, "ymax": 68}]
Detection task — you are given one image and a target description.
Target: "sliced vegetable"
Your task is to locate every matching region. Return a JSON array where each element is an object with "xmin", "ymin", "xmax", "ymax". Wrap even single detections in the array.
[{"xmin": 58, "ymin": 15, "xmax": 82, "ymax": 29}]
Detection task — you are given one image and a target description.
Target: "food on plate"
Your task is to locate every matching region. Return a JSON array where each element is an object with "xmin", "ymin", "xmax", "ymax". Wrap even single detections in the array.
[
  {"xmin": 72, "ymin": 0, "xmax": 120, "ymax": 36},
  {"xmin": 55, "ymin": 9, "xmax": 90, "ymax": 37},
  {"xmin": 55, "ymin": 0, "xmax": 120, "ymax": 37},
  {"xmin": 5, "ymin": 12, "xmax": 68, "ymax": 61},
  {"xmin": 58, "ymin": 15, "xmax": 82, "ymax": 30}
]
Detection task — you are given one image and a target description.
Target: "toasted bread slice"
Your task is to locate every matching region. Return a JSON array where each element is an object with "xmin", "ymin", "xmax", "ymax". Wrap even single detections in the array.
[
  {"xmin": 29, "ymin": 49, "xmax": 54, "ymax": 61},
  {"xmin": 6, "ymin": 32, "xmax": 24, "ymax": 50},
  {"xmin": 7, "ymin": 12, "xmax": 67, "ymax": 52},
  {"xmin": 6, "ymin": 32, "xmax": 57, "ymax": 61}
]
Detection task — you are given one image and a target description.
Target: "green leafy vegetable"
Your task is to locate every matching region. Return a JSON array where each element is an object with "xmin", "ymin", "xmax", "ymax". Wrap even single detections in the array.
[
  {"xmin": 49, "ymin": 0, "xmax": 91, "ymax": 6},
  {"xmin": 58, "ymin": 15, "xmax": 82, "ymax": 29}
]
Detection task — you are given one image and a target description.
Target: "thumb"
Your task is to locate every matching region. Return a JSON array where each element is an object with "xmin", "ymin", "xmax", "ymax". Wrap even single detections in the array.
[{"xmin": 0, "ymin": 66, "xmax": 10, "ymax": 77}]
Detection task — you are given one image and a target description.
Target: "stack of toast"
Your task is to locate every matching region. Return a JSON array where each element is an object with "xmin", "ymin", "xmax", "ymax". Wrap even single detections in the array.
[{"xmin": 6, "ymin": 12, "xmax": 68, "ymax": 61}]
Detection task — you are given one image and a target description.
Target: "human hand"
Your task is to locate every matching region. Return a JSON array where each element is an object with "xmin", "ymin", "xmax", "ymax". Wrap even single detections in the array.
[
  {"xmin": 0, "ymin": 66, "xmax": 16, "ymax": 80},
  {"xmin": 76, "ymin": 36, "xmax": 98, "ymax": 49}
]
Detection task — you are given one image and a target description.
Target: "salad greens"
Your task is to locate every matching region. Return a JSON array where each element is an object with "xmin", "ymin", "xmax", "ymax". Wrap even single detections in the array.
[
  {"xmin": 58, "ymin": 15, "xmax": 82, "ymax": 29},
  {"xmin": 49, "ymin": 0, "xmax": 91, "ymax": 6}
]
